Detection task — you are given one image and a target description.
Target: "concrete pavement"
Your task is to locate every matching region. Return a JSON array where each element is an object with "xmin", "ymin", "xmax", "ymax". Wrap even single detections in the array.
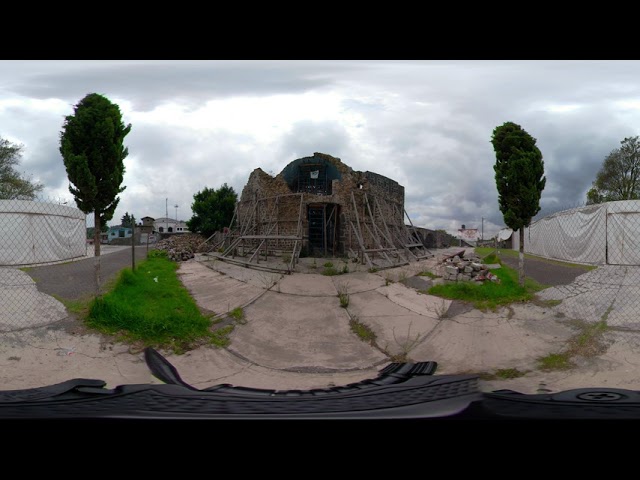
[
  {"xmin": 2, "ymin": 247, "xmax": 640, "ymax": 396},
  {"xmin": 0, "ymin": 245, "xmax": 144, "ymax": 332},
  {"xmin": 538, "ymin": 265, "xmax": 640, "ymax": 330}
]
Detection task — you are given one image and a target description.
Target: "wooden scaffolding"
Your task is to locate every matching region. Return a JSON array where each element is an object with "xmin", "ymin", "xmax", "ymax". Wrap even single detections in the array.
[
  {"xmin": 210, "ymin": 193, "xmax": 305, "ymax": 274},
  {"xmin": 345, "ymin": 191, "xmax": 433, "ymax": 270},
  {"xmin": 206, "ymin": 188, "xmax": 433, "ymax": 273}
]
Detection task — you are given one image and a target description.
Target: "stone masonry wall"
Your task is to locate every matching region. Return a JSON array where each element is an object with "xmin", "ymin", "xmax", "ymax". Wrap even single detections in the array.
[{"xmin": 235, "ymin": 153, "xmax": 408, "ymax": 257}]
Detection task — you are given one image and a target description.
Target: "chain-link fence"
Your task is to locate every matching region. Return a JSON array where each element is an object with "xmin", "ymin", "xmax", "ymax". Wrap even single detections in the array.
[
  {"xmin": 514, "ymin": 200, "xmax": 640, "ymax": 333},
  {"xmin": 0, "ymin": 198, "xmax": 86, "ymax": 332}
]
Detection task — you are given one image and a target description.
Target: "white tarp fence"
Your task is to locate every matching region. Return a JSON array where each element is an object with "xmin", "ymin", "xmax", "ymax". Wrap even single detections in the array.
[
  {"xmin": 497, "ymin": 228, "xmax": 513, "ymax": 241},
  {"xmin": 0, "ymin": 200, "xmax": 86, "ymax": 266},
  {"xmin": 606, "ymin": 200, "xmax": 640, "ymax": 265},
  {"xmin": 512, "ymin": 200, "xmax": 640, "ymax": 265}
]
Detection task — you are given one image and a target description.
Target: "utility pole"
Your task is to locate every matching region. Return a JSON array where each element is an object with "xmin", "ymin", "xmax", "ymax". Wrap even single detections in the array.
[{"xmin": 481, "ymin": 217, "xmax": 484, "ymax": 242}]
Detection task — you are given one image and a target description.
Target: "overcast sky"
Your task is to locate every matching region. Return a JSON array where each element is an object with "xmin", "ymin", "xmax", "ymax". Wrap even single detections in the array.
[{"xmin": 1, "ymin": 60, "xmax": 637, "ymax": 237}]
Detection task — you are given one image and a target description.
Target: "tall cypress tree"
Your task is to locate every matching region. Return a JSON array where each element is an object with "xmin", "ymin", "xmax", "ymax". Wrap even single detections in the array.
[
  {"xmin": 60, "ymin": 93, "xmax": 131, "ymax": 257},
  {"xmin": 491, "ymin": 121, "xmax": 546, "ymax": 286},
  {"xmin": 60, "ymin": 93, "xmax": 131, "ymax": 293}
]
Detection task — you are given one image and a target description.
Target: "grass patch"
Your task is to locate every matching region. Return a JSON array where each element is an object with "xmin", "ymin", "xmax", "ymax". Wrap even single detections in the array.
[
  {"xmin": 339, "ymin": 293, "xmax": 349, "ymax": 308},
  {"xmin": 323, "ymin": 261, "xmax": 334, "ymax": 268},
  {"xmin": 229, "ymin": 306, "xmax": 246, "ymax": 324},
  {"xmin": 349, "ymin": 316, "xmax": 376, "ymax": 344},
  {"xmin": 322, "ymin": 266, "xmax": 340, "ymax": 276},
  {"xmin": 56, "ymin": 295, "xmax": 93, "ymax": 318},
  {"xmin": 568, "ymin": 320, "xmax": 609, "ymax": 356},
  {"xmin": 86, "ymin": 255, "xmax": 224, "ymax": 354},
  {"xmin": 418, "ymin": 271, "xmax": 440, "ymax": 279},
  {"xmin": 482, "ymin": 253, "xmax": 499, "ymax": 264},
  {"xmin": 427, "ymin": 262, "xmax": 548, "ymax": 310},
  {"xmin": 475, "ymin": 247, "xmax": 499, "ymax": 257},
  {"xmin": 456, "ymin": 368, "xmax": 528, "ymax": 381},
  {"xmin": 474, "ymin": 247, "xmax": 596, "ymax": 271},
  {"xmin": 537, "ymin": 320, "xmax": 610, "ymax": 371},
  {"xmin": 494, "ymin": 368, "xmax": 528, "ymax": 379},
  {"xmin": 538, "ymin": 352, "xmax": 574, "ymax": 370}
]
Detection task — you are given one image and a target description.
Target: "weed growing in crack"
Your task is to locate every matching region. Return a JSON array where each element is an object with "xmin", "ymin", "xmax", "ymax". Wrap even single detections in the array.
[
  {"xmin": 336, "ymin": 281, "xmax": 350, "ymax": 308},
  {"xmin": 434, "ymin": 297, "xmax": 449, "ymax": 319},
  {"xmin": 391, "ymin": 321, "xmax": 426, "ymax": 362},
  {"xmin": 349, "ymin": 314, "xmax": 376, "ymax": 344},
  {"xmin": 229, "ymin": 307, "xmax": 246, "ymax": 325},
  {"xmin": 257, "ymin": 272, "xmax": 279, "ymax": 290}
]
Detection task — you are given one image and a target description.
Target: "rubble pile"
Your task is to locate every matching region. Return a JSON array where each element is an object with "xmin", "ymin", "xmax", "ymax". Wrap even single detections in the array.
[
  {"xmin": 153, "ymin": 234, "xmax": 208, "ymax": 261},
  {"xmin": 439, "ymin": 250, "xmax": 500, "ymax": 283}
]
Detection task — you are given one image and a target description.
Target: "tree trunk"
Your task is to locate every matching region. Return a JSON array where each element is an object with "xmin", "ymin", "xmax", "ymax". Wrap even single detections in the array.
[
  {"xmin": 94, "ymin": 211, "xmax": 102, "ymax": 296},
  {"xmin": 93, "ymin": 212, "xmax": 101, "ymax": 257},
  {"xmin": 131, "ymin": 222, "xmax": 135, "ymax": 271},
  {"xmin": 519, "ymin": 227, "xmax": 525, "ymax": 287}
]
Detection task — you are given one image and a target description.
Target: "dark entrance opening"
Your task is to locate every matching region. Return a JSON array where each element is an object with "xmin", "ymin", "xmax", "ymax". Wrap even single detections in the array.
[{"xmin": 308, "ymin": 204, "xmax": 339, "ymax": 256}]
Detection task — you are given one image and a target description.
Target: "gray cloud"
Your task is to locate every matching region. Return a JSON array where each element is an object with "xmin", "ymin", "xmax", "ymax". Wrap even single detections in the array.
[
  {"xmin": 276, "ymin": 120, "xmax": 355, "ymax": 166},
  {"xmin": 5, "ymin": 60, "xmax": 640, "ymax": 237},
  {"xmin": 2, "ymin": 61, "xmax": 357, "ymax": 111}
]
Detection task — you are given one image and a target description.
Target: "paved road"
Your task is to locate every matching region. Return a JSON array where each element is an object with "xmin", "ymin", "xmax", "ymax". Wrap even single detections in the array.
[
  {"xmin": 25, "ymin": 246, "xmax": 149, "ymax": 300},
  {"xmin": 498, "ymin": 254, "xmax": 592, "ymax": 286}
]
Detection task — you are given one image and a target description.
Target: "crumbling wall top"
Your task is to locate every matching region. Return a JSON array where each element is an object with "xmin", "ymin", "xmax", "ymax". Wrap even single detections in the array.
[{"xmin": 239, "ymin": 167, "xmax": 291, "ymax": 202}]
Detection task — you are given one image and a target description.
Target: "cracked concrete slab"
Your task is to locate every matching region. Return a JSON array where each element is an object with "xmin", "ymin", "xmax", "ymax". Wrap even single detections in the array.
[
  {"xmin": 480, "ymin": 330, "xmax": 640, "ymax": 394},
  {"xmin": 376, "ymin": 282, "xmax": 452, "ymax": 319},
  {"xmin": 229, "ymin": 290, "xmax": 387, "ymax": 371},
  {"xmin": 198, "ymin": 257, "xmax": 284, "ymax": 289},
  {"xmin": 277, "ymin": 273, "xmax": 338, "ymax": 296},
  {"xmin": 6, "ymin": 246, "xmax": 640, "ymax": 400},
  {"xmin": 411, "ymin": 304, "xmax": 575, "ymax": 374},
  {"xmin": 178, "ymin": 261, "xmax": 265, "ymax": 316},
  {"xmin": 347, "ymin": 289, "xmax": 440, "ymax": 357},
  {"xmin": 331, "ymin": 272, "xmax": 385, "ymax": 294},
  {"xmin": 0, "ymin": 326, "xmax": 157, "ymax": 389}
]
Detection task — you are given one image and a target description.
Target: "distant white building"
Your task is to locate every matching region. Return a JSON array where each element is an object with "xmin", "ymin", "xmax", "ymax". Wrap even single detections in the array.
[{"xmin": 153, "ymin": 217, "xmax": 190, "ymax": 234}]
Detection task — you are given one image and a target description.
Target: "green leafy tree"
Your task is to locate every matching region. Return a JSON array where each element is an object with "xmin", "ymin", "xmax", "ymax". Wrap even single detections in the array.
[
  {"xmin": 60, "ymin": 93, "xmax": 131, "ymax": 257},
  {"xmin": 586, "ymin": 136, "xmax": 640, "ymax": 205},
  {"xmin": 187, "ymin": 183, "xmax": 237, "ymax": 238},
  {"xmin": 491, "ymin": 121, "xmax": 546, "ymax": 286},
  {"xmin": 0, "ymin": 136, "xmax": 44, "ymax": 200},
  {"xmin": 120, "ymin": 211, "xmax": 136, "ymax": 228}
]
